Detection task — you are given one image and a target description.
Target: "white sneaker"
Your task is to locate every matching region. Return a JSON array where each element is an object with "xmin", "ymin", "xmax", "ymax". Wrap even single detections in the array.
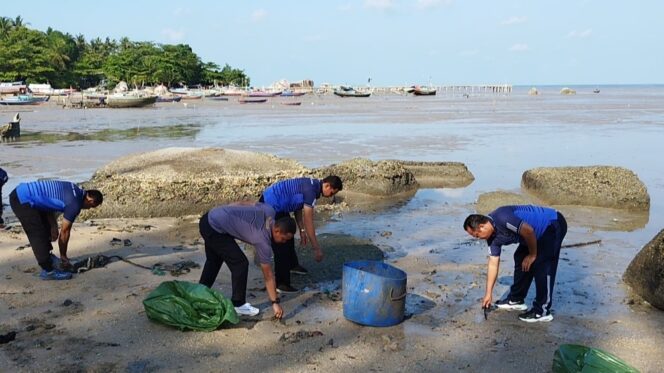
[{"xmin": 234, "ymin": 303, "xmax": 260, "ymax": 316}]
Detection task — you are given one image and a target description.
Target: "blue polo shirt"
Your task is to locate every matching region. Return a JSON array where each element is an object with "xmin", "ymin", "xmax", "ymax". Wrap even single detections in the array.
[
  {"xmin": 16, "ymin": 180, "xmax": 85, "ymax": 222},
  {"xmin": 486, "ymin": 205, "xmax": 559, "ymax": 257},
  {"xmin": 262, "ymin": 178, "xmax": 322, "ymax": 213},
  {"xmin": 207, "ymin": 203, "xmax": 276, "ymax": 264}
]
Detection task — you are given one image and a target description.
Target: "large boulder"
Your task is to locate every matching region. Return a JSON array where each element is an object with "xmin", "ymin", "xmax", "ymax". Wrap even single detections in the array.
[
  {"xmin": 475, "ymin": 191, "xmax": 533, "ymax": 215},
  {"xmin": 623, "ymin": 229, "xmax": 664, "ymax": 310},
  {"xmin": 521, "ymin": 166, "xmax": 649, "ymax": 210},
  {"xmin": 83, "ymin": 148, "xmax": 459, "ymax": 218},
  {"xmin": 314, "ymin": 158, "xmax": 417, "ymax": 198},
  {"xmin": 396, "ymin": 161, "xmax": 474, "ymax": 188},
  {"xmin": 82, "ymin": 147, "xmax": 309, "ymax": 218}
]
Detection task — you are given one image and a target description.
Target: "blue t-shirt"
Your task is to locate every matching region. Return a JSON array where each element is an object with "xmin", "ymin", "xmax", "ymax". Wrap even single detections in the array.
[
  {"xmin": 207, "ymin": 203, "xmax": 276, "ymax": 264},
  {"xmin": 486, "ymin": 205, "xmax": 559, "ymax": 257},
  {"xmin": 16, "ymin": 180, "xmax": 85, "ymax": 222},
  {"xmin": 262, "ymin": 178, "xmax": 322, "ymax": 213},
  {"xmin": 0, "ymin": 167, "xmax": 7, "ymax": 185}
]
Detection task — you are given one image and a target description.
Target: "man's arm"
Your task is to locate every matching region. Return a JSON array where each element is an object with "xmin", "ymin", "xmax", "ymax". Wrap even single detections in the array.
[
  {"xmin": 519, "ymin": 222, "xmax": 537, "ymax": 272},
  {"xmin": 58, "ymin": 219, "xmax": 73, "ymax": 264},
  {"xmin": 302, "ymin": 206, "xmax": 323, "ymax": 262},
  {"xmin": 483, "ymin": 256, "xmax": 500, "ymax": 308},
  {"xmin": 260, "ymin": 263, "xmax": 283, "ymax": 319},
  {"xmin": 294, "ymin": 209, "xmax": 307, "ymax": 246}
]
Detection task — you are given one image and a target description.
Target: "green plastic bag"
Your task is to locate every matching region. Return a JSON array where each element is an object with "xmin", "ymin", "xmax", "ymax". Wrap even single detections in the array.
[
  {"xmin": 143, "ymin": 280, "xmax": 239, "ymax": 331},
  {"xmin": 553, "ymin": 344, "xmax": 640, "ymax": 373}
]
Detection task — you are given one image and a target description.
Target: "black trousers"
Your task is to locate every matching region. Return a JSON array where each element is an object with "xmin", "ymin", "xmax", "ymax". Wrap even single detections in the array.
[
  {"xmin": 258, "ymin": 196, "xmax": 299, "ymax": 286},
  {"xmin": 198, "ymin": 213, "xmax": 249, "ymax": 307},
  {"xmin": 9, "ymin": 189, "xmax": 55, "ymax": 271},
  {"xmin": 508, "ymin": 212, "xmax": 568, "ymax": 314}
]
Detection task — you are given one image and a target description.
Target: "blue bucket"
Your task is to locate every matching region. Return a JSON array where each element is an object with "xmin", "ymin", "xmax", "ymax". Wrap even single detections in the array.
[{"xmin": 342, "ymin": 260, "xmax": 407, "ymax": 327}]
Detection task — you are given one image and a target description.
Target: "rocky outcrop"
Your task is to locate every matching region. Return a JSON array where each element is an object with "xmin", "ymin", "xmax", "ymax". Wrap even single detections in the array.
[
  {"xmin": 475, "ymin": 191, "xmax": 534, "ymax": 215},
  {"xmin": 395, "ymin": 161, "xmax": 474, "ymax": 188},
  {"xmin": 314, "ymin": 158, "xmax": 418, "ymax": 197},
  {"xmin": 623, "ymin": 229, "xmax": 664, "ymax": 310},
  {"xmin": 83, "ymin": 148, "xmax": 463, "ymax": 219},
  {"xmin": 83, "ymin": 147, "xmax": 309, "ymax": 218},
  {"xmin": 521, "ymin": 166, "xmax": 649, "ymax": 210}
]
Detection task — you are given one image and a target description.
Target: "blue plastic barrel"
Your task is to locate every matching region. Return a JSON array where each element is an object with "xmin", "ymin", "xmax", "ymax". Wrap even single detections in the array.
[{"xmin": 342, "ymin": 260, "xmax": 407, "ymax": 327}]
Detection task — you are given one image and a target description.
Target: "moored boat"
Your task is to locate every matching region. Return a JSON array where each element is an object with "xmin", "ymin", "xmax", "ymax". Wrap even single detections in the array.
[
  {"xmin": 333, "ymin": 87, "xmax": 371, "ymax": 98},
  {"xmin": 207, "ymin": 96, "xmax": 229, "ymax": 101},
  {"xmin": 0, "ymin": 94, "xmax": 47, "ymax": 105},
  {"xmin": 156, "ymin": 95, "xmax": 182, "ymax": 103},
  {"xmin": 412, "ymin": 86, "xmax": 436, "ymax": 96},
  {"xmin": 281, "ymin": 101, "xmax": 302, "ymax": 106},
  {"xmin": 106, "ymin": 94, "xmax": 158, "ymax": 108},
  {"xmin": 280, "ymin": 90, "xmax": 306, "ymax": 97},
  {"xmin": 238, "ymin": 97, "xmax": 267, "ymax": 104}
]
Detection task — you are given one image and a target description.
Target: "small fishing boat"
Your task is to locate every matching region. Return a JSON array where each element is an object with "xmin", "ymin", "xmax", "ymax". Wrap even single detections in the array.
[
  {"xmin": 238, "ymin": 97, "xmax": 267, "ymax": 104},
  {"xmin": 106, "ymin": 94, "xmax": 158, "ymax": 108},
  {"xmin": 156, "ymin": 95, "xmax": 182, "ymax": 103},
  {"xmin": 281, "ymin": 101, "xmax": 302, "ymax": 106},
  {"xmin": 207, "ymin": 96, "xmax": 229, "ymax": 101},
  {"xmin": 247, "ymin": 90, "xmax": 282, "ymax": 97},
  {"xmin": 333, "ymin": 86, "xmax": 371, "ymax": 98},
  {"xmin": 0, "ymin": 94, "xmax": 48, "ymax": 105},
  {"xmin": 280, "ymin": 90, "xmax": 306, "ymax": 97},
  {"xmin": 412, "ymin": 86, "xmax": 437, "ymax": 96},
  {"xmin": 593, "ymin": 89, "xmax": 600, "ymax": 94}
]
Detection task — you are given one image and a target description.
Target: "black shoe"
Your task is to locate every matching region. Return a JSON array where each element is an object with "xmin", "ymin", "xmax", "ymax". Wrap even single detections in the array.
[
  {"xmin": 276, "ymin": 284, "xmax": 299, "ymax": 294},
  {"xmin": 290, "ymin": 265, "xmax": 309, "ymax": 275},
  {"xmin": 495, "ymin": 299, "xmax": 528, "ymax": 311},
  {"xmin": 518, "ymin": 308, "xmax": 553, "ymax": 323}
]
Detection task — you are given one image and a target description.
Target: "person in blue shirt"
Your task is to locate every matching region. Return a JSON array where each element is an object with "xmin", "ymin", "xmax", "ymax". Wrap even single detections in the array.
[
  {"xmin": 199, "ymin": 202, "xmax": 296, "ymax": 319},
  {"xmin": 9, "ymin": 180, "xmax": 103, "ymax": 280},
  {"xmin": 463, "ymin": 205, "xmax": 567, "ymax": 323},
  {"xmin": 0, "ymin": 167, "xmax": 7, "ymax": 227},
  {"xmin": 260, "ymin": 175, "xmax": 343, "ymax": 293}
]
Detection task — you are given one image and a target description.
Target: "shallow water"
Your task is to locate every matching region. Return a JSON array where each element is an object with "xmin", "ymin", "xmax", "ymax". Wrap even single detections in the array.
[{"xmin": 2, "ymin": 85, "xmax": 664, "ymax": 241}]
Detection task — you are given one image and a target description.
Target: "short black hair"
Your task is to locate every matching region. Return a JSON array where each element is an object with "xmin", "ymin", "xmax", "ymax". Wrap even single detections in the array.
[
  {"xmin": 86, "ymin": 189, "xmax": 104, "ymax": 206},
  {"xmin": 463, "ymin": 214, "xmax": 490, "ymax": 230},
  {"xmin": 274, "ymin": 216, "xmax": 296, "ymax": 234},
  {"xmin": 323, "ymin": 175, "xmax": 343, "ymax": 191}
]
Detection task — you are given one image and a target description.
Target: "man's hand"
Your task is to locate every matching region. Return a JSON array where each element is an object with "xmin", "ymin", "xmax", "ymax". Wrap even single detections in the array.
[
  {"xmin": 522, "ymin": 254, "xmax": 536, "ymax": 272},
  {"xmin": 314, "ymin": 247, "xmax": 323, "ymax": 262},
  {"xmin": 300, "ymin": 230, "xmax": 308, "ymax": 246},
  {"xmin": 272, "ymin": 303, "xmax": 283, "ymax": 319},
  {"xmin": 482, "ymin": 294, "xmax": 493, "ymax": 309}
]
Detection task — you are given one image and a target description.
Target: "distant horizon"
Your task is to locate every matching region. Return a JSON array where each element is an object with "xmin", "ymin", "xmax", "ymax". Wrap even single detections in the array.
[{"xmin": 2, "ymin": 1, "xmax": 663, "ymax": 87}]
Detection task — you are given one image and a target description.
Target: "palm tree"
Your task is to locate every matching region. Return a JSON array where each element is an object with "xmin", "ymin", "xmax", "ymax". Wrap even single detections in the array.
[{"xmin": 0, "ymin": 17, "xmax": 12, "ymax": 38}]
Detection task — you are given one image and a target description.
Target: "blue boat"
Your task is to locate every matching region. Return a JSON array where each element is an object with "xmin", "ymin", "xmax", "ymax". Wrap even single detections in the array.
[{"xmin": 0, "ymin": 95, "xmax": 49, "ymax": 105}]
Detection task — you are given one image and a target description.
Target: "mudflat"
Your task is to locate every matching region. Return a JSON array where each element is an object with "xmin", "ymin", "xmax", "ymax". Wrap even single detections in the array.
[{"xmin": 2, "ymin": 86, "xmax": 664, "ymax": 372}]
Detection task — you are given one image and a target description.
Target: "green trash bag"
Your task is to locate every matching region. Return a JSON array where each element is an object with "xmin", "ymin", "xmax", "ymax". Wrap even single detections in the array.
[
  {"xmin": 553, "ymin": 344, "xmax": 640, "ymax": 373},
  {"xmin": 143, "ymin": 280, "xmax": 239, "ymax": 331}
]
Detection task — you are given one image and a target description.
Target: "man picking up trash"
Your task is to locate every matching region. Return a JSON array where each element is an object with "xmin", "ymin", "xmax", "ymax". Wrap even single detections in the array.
[
  {"xmin": 260, "ymin": 175, "xmax": 343, "ymax": 294},
  {"xmin": 198, "ymin": 202, "xmax": 296, "ymax": 319},
  {"xmin": 10, "ymin": 180, "xmax": 103, "ymax": 280},
  {"xmin": 463, "ymin": 205, "xmax": 567, "ymax": 323}
]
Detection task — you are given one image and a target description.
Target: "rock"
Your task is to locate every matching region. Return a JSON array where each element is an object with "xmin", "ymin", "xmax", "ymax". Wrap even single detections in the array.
[
  {"xmin": 394, "ymin": 161, "xmax": 474, "ymax": 188},
  {"xmin": 623, "ymin": 229, "xmax": 664, "ymax": 310},
  {"xmin": 521, "ymin": 166, "xmax": 649, "ymax": 210},
  {"xmin": 475, "ymin": 191, "xmax": 534, "ymax": 215},
  {"xmin": 81, "ymin": 147, "xmax": 471, "ymax": 218},
  {"xmin": 314, "ymin": 158, "xmax": 417, "ymax": 197},
  {"xmin": 82, "ymin": 147, "xmax": 309, "ymax": 218}
]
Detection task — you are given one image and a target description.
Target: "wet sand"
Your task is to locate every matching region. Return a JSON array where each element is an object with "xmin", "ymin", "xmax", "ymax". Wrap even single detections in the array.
[{"xmin": 2, "ymin": 86, "xmax": 664, "ymax": 372}]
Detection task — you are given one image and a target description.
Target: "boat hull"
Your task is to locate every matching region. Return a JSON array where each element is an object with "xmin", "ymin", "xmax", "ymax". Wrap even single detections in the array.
[{"xmin": 106, "ymin": 96, "xmax": 158, "ymax": 108}]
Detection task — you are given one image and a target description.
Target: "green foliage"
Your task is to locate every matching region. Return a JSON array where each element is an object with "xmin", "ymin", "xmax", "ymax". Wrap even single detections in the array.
[{"xmin": 0, "ymin": 16, "xmax": 249, "ymax": 89}]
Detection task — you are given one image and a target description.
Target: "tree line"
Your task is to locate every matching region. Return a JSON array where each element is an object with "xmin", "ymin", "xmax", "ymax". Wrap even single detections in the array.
[{"xmin": 0, "ymin": 16, "xmax": 250, "ymax": 89}]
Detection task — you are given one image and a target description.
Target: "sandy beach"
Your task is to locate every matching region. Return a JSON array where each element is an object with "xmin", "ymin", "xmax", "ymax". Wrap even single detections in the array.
[{"xmin": 2, "ymin": 87, "xmax": 664, "ymax": 372}]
